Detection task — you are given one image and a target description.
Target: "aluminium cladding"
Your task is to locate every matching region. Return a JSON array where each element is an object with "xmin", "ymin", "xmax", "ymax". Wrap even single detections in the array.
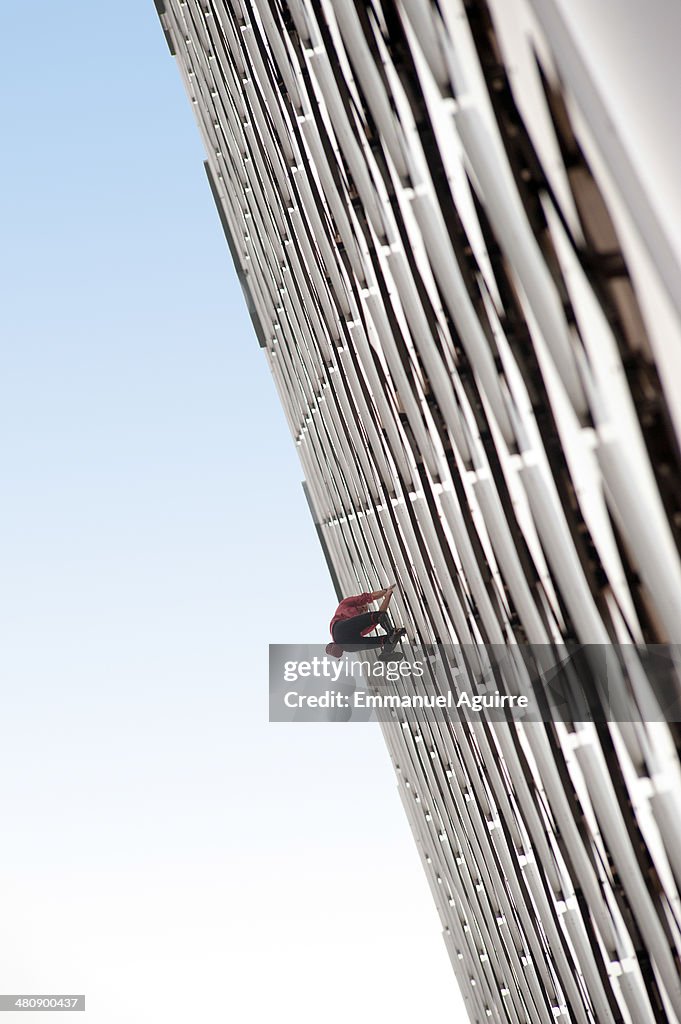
[{"xmin": 155, "ymin": 1, "xmax": 681, "ymax": 1022}]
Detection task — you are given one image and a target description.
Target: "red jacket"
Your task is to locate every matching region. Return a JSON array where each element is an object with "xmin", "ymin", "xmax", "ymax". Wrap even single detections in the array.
[{"xmin": 329, "ymin": 593, "xmax": 375, "ymax": 637}]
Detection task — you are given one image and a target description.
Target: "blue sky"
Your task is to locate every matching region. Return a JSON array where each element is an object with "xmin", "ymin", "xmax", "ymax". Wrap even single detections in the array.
[{"xmin": 0, "ymin": 4, "xmax": 461, "ymax": 1021}]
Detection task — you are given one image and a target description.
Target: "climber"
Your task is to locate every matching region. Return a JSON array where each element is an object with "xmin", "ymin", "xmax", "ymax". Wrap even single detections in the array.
[{"xmin": 325, "ymin": 584, "xmax": 405, "ymax": 658}]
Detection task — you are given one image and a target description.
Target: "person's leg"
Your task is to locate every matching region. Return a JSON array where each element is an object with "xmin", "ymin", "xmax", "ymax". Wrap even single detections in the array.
[
  {"xmin": 333, "ymin": 612, "xmax": 406, "ymax": 656},
  {"xmin": 373, "ymin": 611, "xmax": 395, "ymax": 634},
  {"xmin": 375, "ymin": 617, "xmax": 407, "ymax": 662},
  {"xmin": 333, "ymin": 612, "xmax": 389, "ymax": 649},
  {"xmin": 373, "ymin": 612, "xmax": 407, "ymax": 647}
]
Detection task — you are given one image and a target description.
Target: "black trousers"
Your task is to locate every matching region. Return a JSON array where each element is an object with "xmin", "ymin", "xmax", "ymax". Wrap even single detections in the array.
[{"xmin": 332, "ymin": 611, "xmax": 393, "ymax": 651}]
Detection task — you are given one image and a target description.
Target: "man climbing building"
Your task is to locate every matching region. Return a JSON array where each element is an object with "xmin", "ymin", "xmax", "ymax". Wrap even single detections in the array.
[{"xmin": 325, "ymin": 584, "xmax": 405, "ymax": 658}]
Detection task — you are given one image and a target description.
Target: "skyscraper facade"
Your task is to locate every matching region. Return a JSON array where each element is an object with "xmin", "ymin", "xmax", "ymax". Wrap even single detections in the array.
[{"xmin": 155, "ymin": 1, "xmax": 681, "ymax": 1020}]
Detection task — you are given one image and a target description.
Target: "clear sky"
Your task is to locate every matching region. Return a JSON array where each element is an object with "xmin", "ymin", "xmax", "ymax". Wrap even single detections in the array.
[{"xmin": 0, "ymin": 3, "xmax": 463, "ymax": 1022}]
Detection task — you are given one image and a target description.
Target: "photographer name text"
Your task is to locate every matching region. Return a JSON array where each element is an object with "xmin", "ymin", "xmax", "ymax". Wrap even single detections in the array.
[{"xmin": 283, "ymin": 689, "xmax": 529, "ymax": 711}]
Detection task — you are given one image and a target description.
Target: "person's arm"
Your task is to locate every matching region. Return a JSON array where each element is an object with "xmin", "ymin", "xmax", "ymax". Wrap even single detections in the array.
[
  {"xmin": 339, "ymin": 592, "xmax": 373, "ymax": 612},
  {"xmin": 339, "ymin": 586, "xmax": 395, "ymax": 615},
  {"xmin": 377, "ymin": 584, "xmax": 396, "ymax": 613}
]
